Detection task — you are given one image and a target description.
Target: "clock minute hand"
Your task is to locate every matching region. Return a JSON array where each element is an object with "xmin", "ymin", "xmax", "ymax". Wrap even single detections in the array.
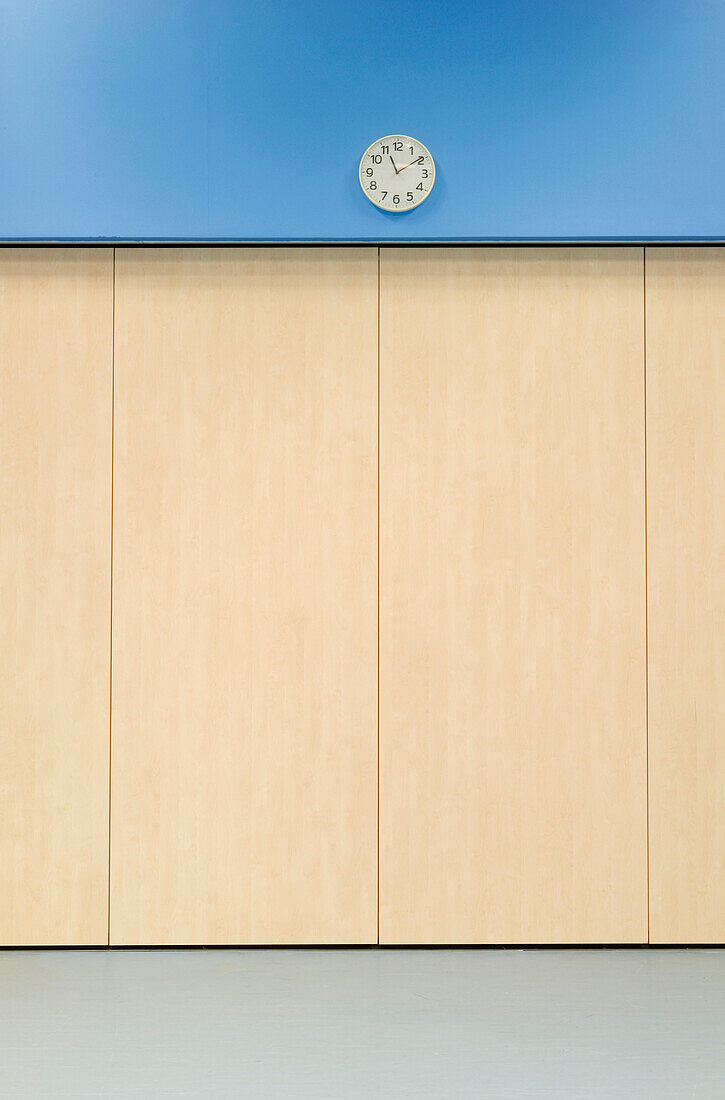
[{"xmin": 397, "ymin": 158, "xmax": 420, "ymax": 173}]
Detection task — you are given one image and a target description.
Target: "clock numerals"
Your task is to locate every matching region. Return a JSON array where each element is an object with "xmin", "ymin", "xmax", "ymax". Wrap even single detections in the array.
[{"xmin": 359, "ymin": 135, "xmax": 435, "ymax": 212}]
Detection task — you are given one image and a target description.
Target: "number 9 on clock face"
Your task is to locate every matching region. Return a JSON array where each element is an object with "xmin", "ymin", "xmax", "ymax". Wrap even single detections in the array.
[{"xmin": 359, "ymin": 135, "xmax": 435, "ymax": 212}]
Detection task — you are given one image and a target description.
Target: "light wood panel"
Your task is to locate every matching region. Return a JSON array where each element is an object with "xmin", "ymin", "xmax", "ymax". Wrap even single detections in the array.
[
  {"xmin": 379, "ymin": 247, "xmax": 647, "ymax": 944},
  {"xmin": 647, "ymin": 247, "xmax": 725, "ymax": 943},
  {"xmin": 0, "ymin": 249, "xmax": 112, "ymax": 945},
  {"xmin": 111, "ymin": 248, "xmax": 378, "ymax": 945}
]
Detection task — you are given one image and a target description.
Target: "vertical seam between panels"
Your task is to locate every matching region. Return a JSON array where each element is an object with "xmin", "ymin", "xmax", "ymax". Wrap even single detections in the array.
[{"xmin": 376, "ymin": 247, "xmax": 382, "ymax": 946}]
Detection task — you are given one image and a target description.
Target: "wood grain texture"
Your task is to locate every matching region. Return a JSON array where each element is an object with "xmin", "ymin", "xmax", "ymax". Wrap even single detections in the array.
[
  {"xmin": 647, "ymin": 247, "xmax": 725, "ymax": 943},
  {"xmin": 111, "ymin": 248, "xmax": 378, "ymax": 945},
  {"xmin": 0, "ymin": 249, "xmax": 112, "ymax": 945},
  {"xmin": 379, "ymin": 247, "xmax": 647, "ymax": 944}
]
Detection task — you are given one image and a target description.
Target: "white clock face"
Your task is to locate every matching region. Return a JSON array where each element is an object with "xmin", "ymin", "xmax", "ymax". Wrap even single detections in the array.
[{"xmin": 359, "ymin": 135, "xmax": 435, "ymax": 212}]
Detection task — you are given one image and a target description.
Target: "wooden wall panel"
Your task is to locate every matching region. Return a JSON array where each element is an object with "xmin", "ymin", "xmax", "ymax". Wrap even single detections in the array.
[
  {"xmin": 0, "ymin": 249, "xmax": 112, "ymax": 945},
  {"xmin": 111, "ymin": 248, "xmax": 378, "ymax": 945},
  {"xmin": 647, "ymin": 247, "xmax": 725, "ymax": 943},
  {"xmin": 379, "ymin": 247, "xmax": 647, "ymax": 944}
]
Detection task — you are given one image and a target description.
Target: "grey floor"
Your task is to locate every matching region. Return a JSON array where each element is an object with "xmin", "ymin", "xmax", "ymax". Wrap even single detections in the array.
[{"xmin": 1, "ymin": 948, "xmax": 724, "ymax": 1098}]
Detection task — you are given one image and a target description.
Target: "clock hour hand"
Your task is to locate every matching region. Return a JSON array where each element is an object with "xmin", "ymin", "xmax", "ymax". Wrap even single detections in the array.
[{"xmin": 389, "ymin": 155, "xmax": 401, "ymax": 174}]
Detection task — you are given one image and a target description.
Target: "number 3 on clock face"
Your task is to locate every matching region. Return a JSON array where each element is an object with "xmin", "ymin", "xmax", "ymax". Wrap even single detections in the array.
[{"xmin": 359, "ymin": 135, "xmax": 435, "ymax": 212}]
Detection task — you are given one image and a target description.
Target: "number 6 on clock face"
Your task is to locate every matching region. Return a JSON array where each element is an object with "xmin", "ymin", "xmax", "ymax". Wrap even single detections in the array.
[{"xmin": 359, "ymin": 135, "xmax": 436, "ymax": 212}]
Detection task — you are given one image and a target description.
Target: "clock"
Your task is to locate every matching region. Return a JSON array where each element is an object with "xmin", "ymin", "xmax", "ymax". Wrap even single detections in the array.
[{"xmin": 359, "ymin": 135, "xmax": 435, "ymax": 212}]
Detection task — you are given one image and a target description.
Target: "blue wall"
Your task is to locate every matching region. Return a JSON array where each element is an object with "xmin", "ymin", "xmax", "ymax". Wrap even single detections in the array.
[{"xmin": 1, "ymin": 0, "xmax": 723, "ymax": 241}]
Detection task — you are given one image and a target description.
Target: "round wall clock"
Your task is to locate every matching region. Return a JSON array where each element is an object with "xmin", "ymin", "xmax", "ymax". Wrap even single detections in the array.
[{"xmin": 359, "ymin": 135, "xmax": 435, "ymax": 212}]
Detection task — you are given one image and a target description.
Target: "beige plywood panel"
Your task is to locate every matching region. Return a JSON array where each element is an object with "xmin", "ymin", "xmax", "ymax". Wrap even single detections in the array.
[
  {"xmin": 0, "ymin": 249, "xmax": 113, "ymax": 945},
  {"xmin": 380, "ymin": 247, "xmax": 647, "ymax": 944},
  {"xmin": 647, "ymin": 247, "xmax": 725, "ymax": 943},
  {"xmin": 111, "ymin": 248, "xmax": 377, "ymax": 945}
]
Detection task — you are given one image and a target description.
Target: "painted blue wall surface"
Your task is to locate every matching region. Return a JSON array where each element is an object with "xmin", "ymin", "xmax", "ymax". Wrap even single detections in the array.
[{"xmin": 0, "ymin": 0, "xmax": 723, "ymax": 241}]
